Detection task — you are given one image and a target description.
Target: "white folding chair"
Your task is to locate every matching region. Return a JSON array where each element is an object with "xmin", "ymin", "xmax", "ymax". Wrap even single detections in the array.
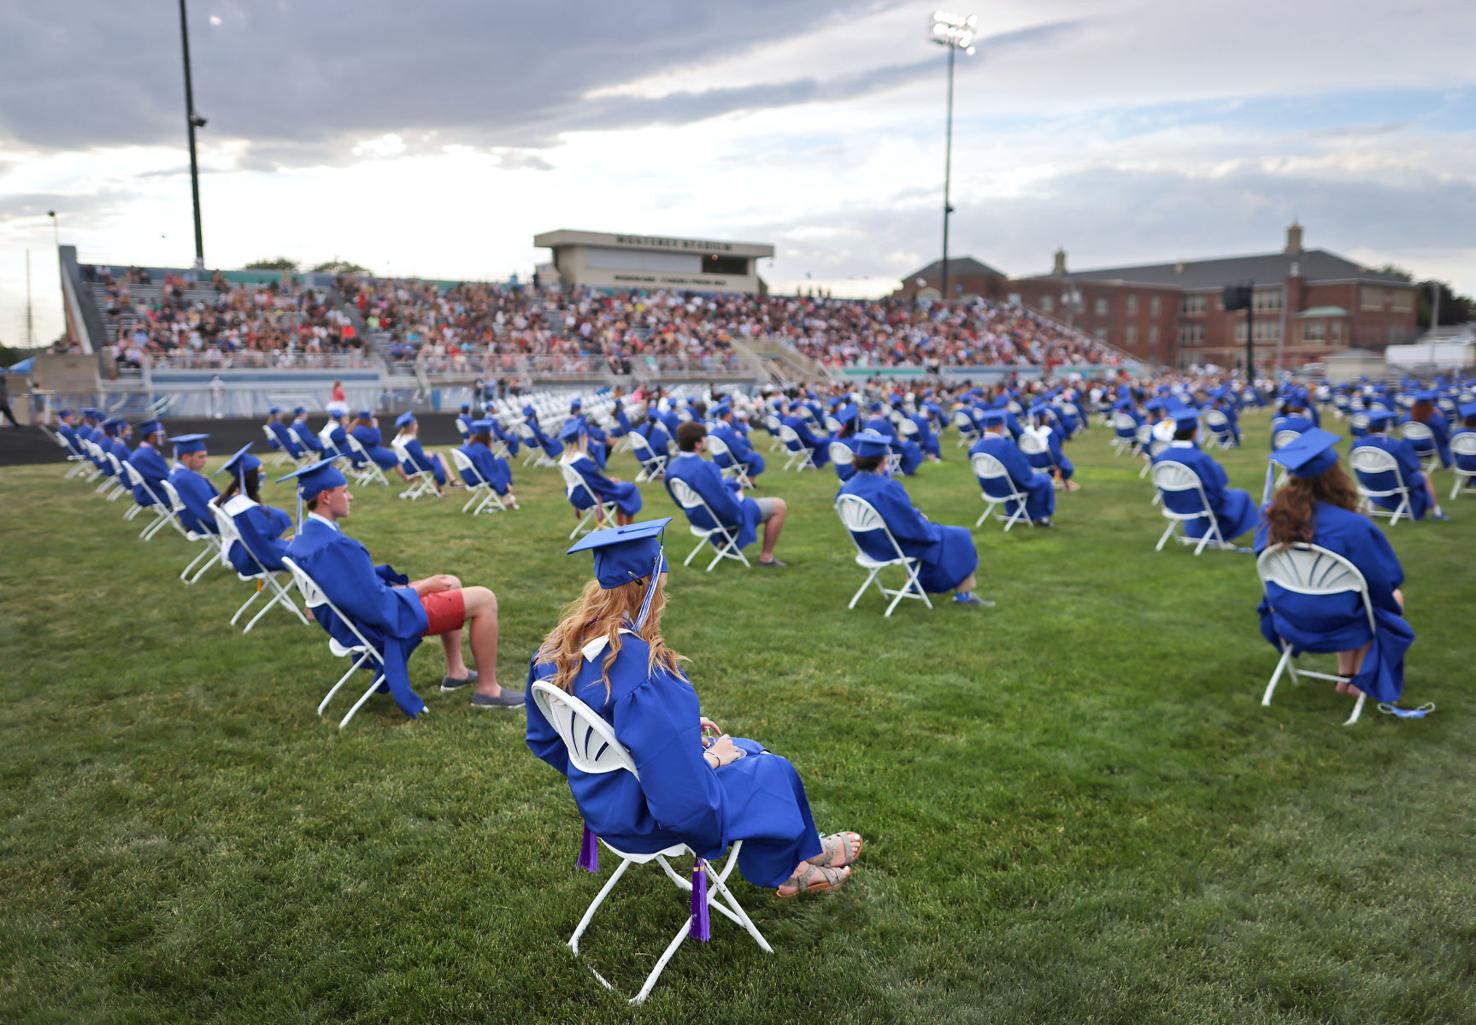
[
  {"xmin": 345, "ymin": 435, "xmax": 391, "ymax": 487},
  {"xmin": 953, "ymin": 409, "xmax": 979, "ymax": 448},
  {"xmin": 1449, "ymin": 434, "xmax": 1476, "ymax": 500},
  {"xmin": 280, "ymin": 556, "xmax": 392, "ymax": 730},
  {"xmin": 390, "ymin": 439, "xmax": 437, "ymax": 500},
  {"xmin": 1203, "ymin": 408, "xmax": 1234, "ymax": 448},
  {"xmin": 1349, "ymin": 411, "xmax": 1370, "ymax": 435},
  {"xmin": 1398, "ymin": 421, "xmax": 1441, "ymax": 474},
  {"xmin": 628, "ymin": 431, "xmax": 668, "ymax": 482},
  {"xmin": 1110, "ymin": 413, "xmax": 1138, "ymax": 455},
  {"xmin": 261, "ymin": 425, "xmax": 295, "ymax": 467},
  {"xmin": 668, "ymin": 477, "xmax": 751, "ymax": 572},
  {"xmin": 57, "ymin": 432, "xmax": 92, "ymax": 478},
  {"xmin": 519, "ymin": 423, "xmax": 557, "ymax": 467},
  {"xmin": 828, "ymin": 441, "xmax": 855, "ymax": 474},
  {"xmin": 1349, "ymin": 447, "xmax": 1413, "ymax": 525},
  {"xmin": 1149, "ymin": 460, "xmax": 1229, "ymax": 555},
  {"xmin": 779, "ymin": 425, "xmax": 817, "ymax": 471},
  {"xmin": 529, "ymin": 681, "xmax": 770, "ymax": 1005},
  {"xmin": 969, "ymin": 451, "xmax": 1033, "ymax": 531},
  {"xmin": 1272, "ymin": 429, "xmax": 1302, "ymax": 450},
  {"xmin": 1256, "ymin": 543, "xmax": 1377, "ymax": 726},
  {"xmin": 123, "ymin": 463, "xmax": 179, "ymax": 540},
  {"xmin": 703, "ymin": 434, "xmax": 753, "ymax": 488},
  {"xmin": 1017, "ymin": 430, "xmax": 1062, "ymax": 488},
  {"xmin": 559, "ymin": 461, "xmax": 618, "ymax": 539},
  {"xmin": 101, "ymin": 454, "xmax": 131, "ymax": 502},
  {"xmin": 1136, "ymin": 425, "xmax": 1157, "ymax": 478},
  {"xmin": 449, "ymin": 447, "xmax": 507, "ymax": 515},
  {"xmin": 763, "ymin": 414, "xmax": 785, "ymax": 452},
  {"xmin": 210, "ymin": 502, "xmax": 310, "ymax": 633},
  {"xmin": 159, "ymin": 479, "xmax": 225, "ymax": 582},
  {"xmin": 834, "ymin": 493, "xmax": 933, "ymax": 617}
]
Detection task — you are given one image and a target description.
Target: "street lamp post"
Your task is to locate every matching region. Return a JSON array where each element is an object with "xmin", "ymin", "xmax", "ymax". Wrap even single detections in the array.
[
  {"xmin": 178, "ymin": 0, "xmax": 207, "ymax": 269},
  {"xmin": 930, "ymin": 10, "xmax": 976, "ymax": 306}
]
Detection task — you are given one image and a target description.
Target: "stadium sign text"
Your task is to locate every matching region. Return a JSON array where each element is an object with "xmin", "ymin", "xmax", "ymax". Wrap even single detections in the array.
[{"xmin": 613, "ymin": 235, "xmax": 734, "ymax": 253}]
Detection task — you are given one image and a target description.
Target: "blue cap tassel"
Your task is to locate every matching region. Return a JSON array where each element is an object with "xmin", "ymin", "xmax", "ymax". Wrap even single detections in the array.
[
  {"xmin": 690, "ymin": 859, "xmax": 710, "ymax": 942},
  {"xmin": 577, "ymin": 823, "xmax": 599, "ymax": 873}
]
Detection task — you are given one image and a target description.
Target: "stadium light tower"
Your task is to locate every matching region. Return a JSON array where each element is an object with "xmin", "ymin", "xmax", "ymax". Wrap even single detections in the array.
[
  {"xmin": 930, "ymin": 10, "xmax": 976, "ymax": 306},
  {"xmin": 178, "ymin": 0, "xmax": 207, "ymax": 270}
]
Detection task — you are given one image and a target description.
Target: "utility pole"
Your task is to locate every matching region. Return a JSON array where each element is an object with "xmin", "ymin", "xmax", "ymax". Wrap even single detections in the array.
[
  {"xmin": 26, "ymin": 250, "xmax": 34, "ymax": 347},
  {"xmin": 178, "ymin": 0, "xmax": 206, "ymax": 269},
  {"xmin": 929, "ymin": 11, "xmax": 976, "ymax": 305}
]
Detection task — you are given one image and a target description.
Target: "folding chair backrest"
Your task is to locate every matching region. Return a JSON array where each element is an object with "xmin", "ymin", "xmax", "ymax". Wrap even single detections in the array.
[
  {"xmin": 829, "ymin": 442, "xmax": 854, "ymax": 467},
  {"xmin": 1150, "ymin": 459, "xmax": 1204, "ymax": 495},
  {"xmin": 1400, "ymin": 421, "xmax": 1434, "ymax": 445},
  {"xmin": 1018, "ymin": 432, "xmax": 1047, "ymax": 457},
  {"xmin": 1256, "ymin": 543, "xmax": 1376, "ymax": 635},
  {"xmin": 630, "ymin": 431, "xmax": 653, "ymax": 457},
  {"xmin": 704, "ymin": 435, "xmax": 732, "ymax": 461},
  {"xmin": 1349, "ymin": 446, "xmax": 1398, "ymax": 477},
  {"xmin": 281, "ymin": 556, "xmax": 328, "ymax": 610},
  {"xmin": 123, "ymin": 461, "xmax": 144, "ymax": 487},
  {"xmin": 449, "ymin": 446, "xmax": 484, "ymax": 485},
  {"xmin": 1205, "ymin": 409, "xmax": 1228, "ymax": 428},
  {"xmin": 668, "ymin": 477, "xmax": 704, "ymax": 512},
  {"xmin": 779, "ymin": 425, "xmax": 801, "ymax": 448},
  {"xmin": 1272, "ymin": 429, "xmax": 1301, "ymax": 450},
  {"xmin": 953, "ymin": 410, "xmax": 975, "ymax": 432},
  {"xmin": 765, "ymin": 414, "xmax": 782, "ymax": 433},
  {"xmin": 262, "ymin": 424, "xmax": 279, "ymax": 448},
  {"xmin": 823, "ymin": 416, "xmax": 843, "ymax": 434},
  {"xmin": 899, "ymin": 418, "xmax": 919, "ymax": 437},
  {"xmin": 1112, "ymin": 413, "xmax": 1137, "ymax": 433},
  {"xmin": 969, "ymin": 450, "xmax": 1011, "ymax": 482},
  {"xmin": 159, "ymin": 478, "xmax": 186, "ymax": 513},
  {"xmin": 1453, "ymin": 433, "xmax": 1476, "ymax": 459},
  {"xmin": 530, "ymin": 681, "xmax": 639, "ymax": 777},
  {"xmin": 559, "ymin": 460, "xmax": 593, "ymax": 501},
  {"xmin": 835, "ymin": 493, "xmax": 908, "ymax": 562},
  {"xmin": 210, "ymin": 502, "xmax": 239, "ymax": 546},
  {"xmin": 1350, "ymin": 412, "xmax": 1370, "ymax": 432}
]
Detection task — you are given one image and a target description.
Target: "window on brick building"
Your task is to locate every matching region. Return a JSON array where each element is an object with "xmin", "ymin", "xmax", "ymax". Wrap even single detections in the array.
[
  {"xmin": 1253, "ymin": 288, "xmax": 1283, "ymax": 312},
  {"xmin": 1359, "ymin": 286, "xmax": 1386, "ymax": 310},
  {"xmin": 1150, "ymin": 295, "xmax": 1161, "ymax": 316},
  {"xmin": 1180, "ymin": 294, "xmax": 1207, "ymax": 315},
  {"xmin": 1302, "ymin": 321, "xmax": 1326, "ymax": 342},
  {"xmin": 1040, "ymin": 294, "xmax": 1054, "ymax": 313},
  {"xmin": 1125, "ymin": 294, "xmax": 1138, "ymax": 315},
  {"xmin": 1094, "ymin": 297, "xmax": 1108, "ymax": 316},
  {"xmin": 1094, "ymin": 327, "xmax": 1107, "ymax": 340},
  {"xmin": 1125, "ymin": 325, "xmax": 1137, "ymax": 346},
  {"xmin": 1148, "ymin": 326, "xmax": 1159, "ymax": 348},
  {"xmin": 1391, "ymin": 290, "xmax": 1412, "ymax": 312}
]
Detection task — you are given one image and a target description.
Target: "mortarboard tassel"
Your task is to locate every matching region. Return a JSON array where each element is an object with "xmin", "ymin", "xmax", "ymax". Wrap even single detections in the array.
[
  {"xmin": 634, "ymin": 552, "xmax": 661, "ymax": 630},
  {"xmin": 577, "ymin": 823, "xmax": 599, "ymax": 873},
  {"xmin": 689, "ymin": 859, "xmax": 710, "ymax": 942}
]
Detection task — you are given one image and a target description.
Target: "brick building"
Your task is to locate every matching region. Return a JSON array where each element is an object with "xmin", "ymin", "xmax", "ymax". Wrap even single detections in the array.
[{"xmin": 896, "ymin": 224, "xmax": 1421, "ymax": 370}]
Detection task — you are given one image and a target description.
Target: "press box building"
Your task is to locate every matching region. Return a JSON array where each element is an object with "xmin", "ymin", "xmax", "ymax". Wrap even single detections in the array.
[{"xmin": 533, "ymin": 229, "xmax": 774, "ymax": 295}]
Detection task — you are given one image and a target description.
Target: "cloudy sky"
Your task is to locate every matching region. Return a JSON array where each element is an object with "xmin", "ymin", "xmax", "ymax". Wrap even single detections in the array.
[{"xmin": 3, "ymin": 0, "xmax": 1475, "ymax": 346}]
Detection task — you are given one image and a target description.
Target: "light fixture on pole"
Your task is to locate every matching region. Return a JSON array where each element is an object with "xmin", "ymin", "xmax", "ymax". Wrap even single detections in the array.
[
  {"xmin": 929, "ymin": 9, "xmax": 976, "ymax": 306},
  {"xmin": 47, "ymin": 209, "xmax": 59, "ymax": 248}
]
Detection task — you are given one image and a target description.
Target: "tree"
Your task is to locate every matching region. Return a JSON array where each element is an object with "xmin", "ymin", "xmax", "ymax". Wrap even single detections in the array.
[
  {"xmin": 1416, "ymin": 280, "xmax": 1473, "ymax": 329},
  {"xmin": 311, "ymin": 259, "xmax": 372, "ymax": 275},
  {"xmin": 244, "ymin": 257, "xmax": 299, "ymax": 271},
  {"xmin": 1372, "ymin": 263, "xmax": 1414, "ymax": 282}
]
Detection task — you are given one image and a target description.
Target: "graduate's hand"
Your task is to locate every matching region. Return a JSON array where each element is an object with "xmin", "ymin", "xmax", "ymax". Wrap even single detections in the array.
[
  {"xmin": 704, "ymin": 735, "xmax": 745, "ymax": 768},
  {"xmin": 699, "ymin": 716, "xmax": 721, "ymax": 739}
]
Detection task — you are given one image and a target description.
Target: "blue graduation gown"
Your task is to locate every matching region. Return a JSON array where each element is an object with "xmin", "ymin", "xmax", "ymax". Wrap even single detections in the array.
[
  {"xmin": 866, "ymin": 417, "xmax": 921, "ymax": 475},
  {"xmin": 837, "ymin": 471, "xmax": 978, "ymax": 593},
  {"xmin": 285, "ymin": 517, "xmax": 428, "ymax": 718},
  {"xmin": 1151, "ymin": 442, "xmax": 1257, "ymax": 540},
  {"xmin": 169, "ymin": 465, "xmax": 220, "ymax": 534},
  {"xmin": 664, "ymin": 452, "xmax": 761, "ymax": 549},
  {"xmin": 293, "ymin": 420, "xmax": 326, "ymax": 455},
  {"xmin": 1253, "ymin": 502, "xmax": 1413, "ymax": 703},
  {"xmin": 564, "ymin": 455, "xmax": 642, "ymax": 516},
  {"xmin": 327, "ymin": 425, "xmax": 364, "ymax": 466},
  {"xmin": 458, "ymin": 440, "xmax": 512, "ymax": 494},
  {"xmin": 525, "ymin": 633, "xmax": 821, "ymax": 888},
  {"xmin": 969, "ymin": 435, "xmax": 1055, "ymax": 523},
  {"xmin": 491, "ymin": 420, "xmax": 521, "ymax": 457},
  {"xmin": 526, "ymin": 416, "xmax": 561, "ymax": 459},
  {"xmin": 58, "ymin": 423, "xmax": 83, "ymax": 456},
  {"xmin": 909, "ymin": 414, "xmax": 941, "ymax": 459},
  {"xmin": 351, "ymin": 425, "xmax": 399, "ymax": 470},
  {"xmin": 222, "ymin": 495, "xmax": 293, "ymax": 574},
  {"xmin": 1401, "ymin": 413, "xmax": 1451, "ymax": 468},
  {"xmin": 637, "ymin": 420, "xmax": 672, "ymax": 458},
  {"xmin": 1024, "ymin": 428, "xmax": 1074, "ymax": 481},
  {"xmin": 107, "ymin": 438, "xmax": 133, "ymax": 476},
  {"xmin": 269, "ymin": 421, "xmax": 306, "ymax": 459},
  {"xmin": 1214, "ymin": 403, "xmax": 1242, "ymax": 445},
  {"xmin": 128, "ymin": 444, "xmax": 170, "ymax": 506},
  {"xmin": 711, "ymin": 422, "xmax": 765, "ymax": 479},
  {"xmin": 401, "ymin": 438, "xmax": 447, "ymax": 486},
  {"xmin": 1349, "ymin": 435, "xmax": 1434, "ymax": 520},
  {"xmin": 781, "ymin": 415, "xmax": 830, "ymax": 467}
]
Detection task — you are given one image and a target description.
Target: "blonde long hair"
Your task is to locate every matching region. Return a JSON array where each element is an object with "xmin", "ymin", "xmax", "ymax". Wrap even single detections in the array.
[{"xmin": 535, "ymin": 575, "xmax": 686, "ymax": 694}]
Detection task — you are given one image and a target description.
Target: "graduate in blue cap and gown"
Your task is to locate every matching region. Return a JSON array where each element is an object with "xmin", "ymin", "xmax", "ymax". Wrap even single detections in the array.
[
  {"xmin": 523, "ymin": 404, "xmax": 562, "ymax": 460},
  {"xmin": 970, "ymin": 411, "xmax": 1056, "ymax": 525},
  {"xmin": 266, "ymin": 407, "xmax": 307, "ymax": 459},
  {"xmin": 56, "ymin": 409, "xmax": 83, "ymax": 456},
  {"xmin": 864, "ymin": 401, "xmax": 921, "ymax": 475},
  {"xmin": 214, "ymin": 444, "xmax": 294, "ymax": 574},
  {"xmin": 168, "ymin": 434, "xmax": 220, "ymax": 534},
  {"xmin": 1402, "ymin": 390, "xmax": 1451, "ymax": 468},
  {"xmin": 291, "ymin": 407, "xmax": 326, "ymax": 456},
  {"xmin": 1270, "ymin": 399, "xmax": 1317, "ymax": 446},
  {"xmin": 455, "ymin": 403, "xmax": 474, "ymax": 440},
  {"xmin": 568, "ymin": 398, "xmax": 608, "ymax": 468},
  {"xmin": 127, "ymin": 419, "xmax": 171, "ymax": 506},
  {"xmin": 525, "ymin": 518, "xmax": 862, "ymax": 896},
  {"xmin": 1256, "ymin": 429, "xmax": 1414, "ymax": 706},
  {"xmin": 664, "ymin": 421, "xmax": 787, "ymax": 566},
  {"xmin": 1349, "ymin": 409, "xmax": 1444, "ymax": 520},
  {"xmin": 708, "ymin": 403, "xmax": 766, "ymax": 481},
  {"xmin": 106, "ymin": 419, "xmax": 134, "ymax": 471},
  {"xmin": 283, "ymin": 458, "xmax": 521, "ymax": 712},
  {"xmin": 1024, "ymin": 404, "xmax": 1077, "ymax": 490},
  {"xmin": 780, "ymin": 399, "xmax": 831, "ymax": 468},
  {"xmin": 635, "ymin": 407, "xmax": 673, "ymax": 460},
  {"xmin": 839, "ymin": 430, "xmax": 988, "ymax": 605},
  {"xmin": 1453, "ymin": 402, "xmax": 1476, "ymax": 489},
  {"xmin": 559, "ymin": 418, "xmax": 642, "ymax": 525},
  {"xmin": 1151, "ymin": 410, "xmax": 1258, "ymax": 541},
  {"xmin": 392, "ymin": 412, "xmax": 449, "ymax": 490},
  {"xmin": 350, "ymin": 410, "xmax": 401, "ymax": 471},
  {"xmin": 457, "ymin": 419, "xmax": 517, "ymax": 503},
  {"xmin": 322, "ymin": 410, "xmax": 362, "ymax": 466}
]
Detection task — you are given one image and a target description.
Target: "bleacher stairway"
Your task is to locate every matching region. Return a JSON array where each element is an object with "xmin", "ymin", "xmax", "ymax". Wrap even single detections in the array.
[{"xmin": 732, "ymin": 336, "xmax": 829, "ymax": 384}]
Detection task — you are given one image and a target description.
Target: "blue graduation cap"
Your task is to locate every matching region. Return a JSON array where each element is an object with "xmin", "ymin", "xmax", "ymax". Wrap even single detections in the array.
[
  {"xmin": 711, "ymin": 402, "xmax": 732, "ymax": 418},
  {"xmin": 469, "ymin": 418, "xmax": 495, "ymax": 433},
  {"xmin": 356, "ymin": 408, "xmax": 373, "ymax": 419},
  {"xmin": 1169, "ymin": 408, "xmax": 1201, "ymax": 430},
  {"xmin": 1458, "ymin": 401, "xmax": 1476, "ymax": 420},
  {"xmin": 558, "ymin": 418, "xmax": 584, "ymax": 442},
  {"xmin": 277, "ymin": 456, "xmax": 348, "ymax": 525},
  {"xmin": 852, "ymin": 429, "xmax": 893, "ymax": 458},
  {"xmin": 460, "ymin": 403, "xmax": 471, "ymax": 413},
  {"xmin": 868, "ymin": 400, "xmax": 884, "ymax": 414},
  {"xmin": 138, "ymin": 418, "xmax": 164, "ymax": 437},
  {"xmin": 570, "ymin": 397, "xmax": 583, "ymax": 412},
  {"xmin": 394, "ymin": 411, "xmax": 416, "ymax": 429},
  {"xmin": 1365, "ymin": 408, "xmax": 1396, "ymax": 429},
  {"xmin": 292, "ymin": 406, "xmax": 306, "ymax": 416},
  {"xmin": 1414, "ymin": 389, "xmax": 1439, "ymax": 402},
  {"xmin": 835, "ymin": 403, "xmax": 859, "ymax": 424},
  {"xmin": 268, "ymin": 405, "xmax": 282, "ymax": 415},
  {"xmin": 977, "ymin": 408, "xmax": 1008, "ymax": 427},
  {"xmin": 1270, "ymin": 428, "xmax": 1341, "ymax": 480},
  {"xmin": 215, "ymin": 443, "xmax": 261, "ymax": 491},
  {"xmin": 169, "ymin": 433, "xmax": 209, "ymax": 454},
  {"xmin": 568, "ymin": 517, "xmax": 673, "ymax": 628}
]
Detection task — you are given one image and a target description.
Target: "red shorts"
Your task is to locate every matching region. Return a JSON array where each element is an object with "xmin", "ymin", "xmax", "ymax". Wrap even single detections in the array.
[{"xmin": 420, "ymin": 588, "xmax": 466, "ymax": 636}]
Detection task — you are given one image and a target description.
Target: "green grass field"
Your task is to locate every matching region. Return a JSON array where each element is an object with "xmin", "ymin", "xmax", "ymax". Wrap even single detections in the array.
[{"xmin": 2, "ymin": 411, "xmax": 1472, "ymax": 1025}]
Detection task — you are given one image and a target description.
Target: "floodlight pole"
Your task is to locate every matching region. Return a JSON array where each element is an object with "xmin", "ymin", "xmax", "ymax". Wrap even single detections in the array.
[
  {"xmin": 941, "ymin": 42, "xmax": 956, "ymax": 306},
  {"xmin": 178, "ymin": 0, "xmax": 205, "ymax": 270},
  {"xmin": 1245, "ymin": 279, "xmax": 1254, "ymax": 376}
]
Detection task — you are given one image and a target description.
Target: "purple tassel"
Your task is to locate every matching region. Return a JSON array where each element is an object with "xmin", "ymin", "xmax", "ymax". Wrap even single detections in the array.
[
  {"xmin": 577, "ymin": 823, "xmax": 599, "ymax": 873},
  {"xmin": 690, "ymin": 859, "xmax": 710, "ymax": 942}
]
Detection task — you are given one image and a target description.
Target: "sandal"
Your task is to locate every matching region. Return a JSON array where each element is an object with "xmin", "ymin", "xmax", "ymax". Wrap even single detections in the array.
[
  {"xmin": 777, "ymin": 863, "xmax": 850, "ymax": 899},
  {"xmin": 808, "ymin": 831, "xmax": 863, "ymax": 869}
]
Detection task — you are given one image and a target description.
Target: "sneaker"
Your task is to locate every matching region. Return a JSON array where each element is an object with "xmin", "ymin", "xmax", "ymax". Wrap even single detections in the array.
[
  {"xmin": 757, "ymin": 557, "xmax": 786, "ymax": 568},
  {"xmin": 441, "ymin": 669, "xmax": 478, "ymax": 692},
  {"xmin": 1430, "ymin": 509, "xmax": 1449, "ymax": 521},
  {"xmin": 953, "ymin": 593, "xmax": 995, "ymax": 608},
  {"xmin": 471, "ymin": 689, "xmax": 525, "ymax": 710}
]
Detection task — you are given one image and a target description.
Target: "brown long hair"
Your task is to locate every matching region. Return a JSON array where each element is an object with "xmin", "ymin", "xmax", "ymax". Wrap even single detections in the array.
[
  {"xmin": 1411, "ymin": 399, "xmax": 1435, "ymax": 424},
  {"xmin": 1264, "ymin": 462, "xmax": 1362, "ymax": 546},
  {"xmin": 535, "ymin": 575, "xmax": 686, "ymax": 695}
]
